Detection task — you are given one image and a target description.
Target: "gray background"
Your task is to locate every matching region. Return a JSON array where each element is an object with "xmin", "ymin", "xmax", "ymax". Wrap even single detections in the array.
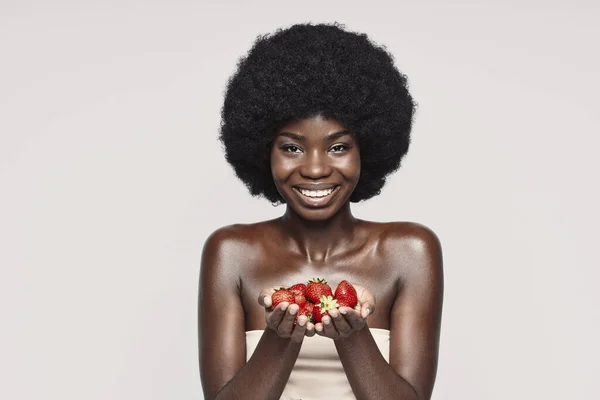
[{"xmin": 1, "ymin": 1, "xmax": 599, "ymax": 399}]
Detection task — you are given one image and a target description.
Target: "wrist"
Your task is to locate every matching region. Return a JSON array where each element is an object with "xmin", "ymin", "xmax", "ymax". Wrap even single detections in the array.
[
  {"xmin": 264, "ymin": 326, "xmax": 304, "ymax": 347},
  {"xmin": 334, "ymin": 323, "xmax": 369, "ymax": 344}
]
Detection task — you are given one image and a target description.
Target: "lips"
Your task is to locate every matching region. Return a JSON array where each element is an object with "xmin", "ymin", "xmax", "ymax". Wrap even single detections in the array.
[
  {"xmin": 296, "ymin": 187, "xmax": 335, "ymax": 197},
  {"xmin": 292, "ymin": 185, "xmax": 340, "ymax": 208},
  {"xmin": 293, "ymin": 184, "xmax": 338, "ymax": 190}
]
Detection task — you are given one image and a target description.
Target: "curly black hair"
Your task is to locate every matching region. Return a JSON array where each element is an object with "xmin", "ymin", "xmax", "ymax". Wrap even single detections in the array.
[{"xmin": 219, "ymin": 22, "xmax": 416, "ymax": 204}]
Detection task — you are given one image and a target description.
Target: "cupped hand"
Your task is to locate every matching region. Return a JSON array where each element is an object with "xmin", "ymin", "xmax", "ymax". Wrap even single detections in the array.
[
  {"xmin": 314, "ymin": 283, "xmax": 375, "ymax": 340},
  {"xmin": 258, "ymin": 287, "xmax": 315, "ymax": 342}
]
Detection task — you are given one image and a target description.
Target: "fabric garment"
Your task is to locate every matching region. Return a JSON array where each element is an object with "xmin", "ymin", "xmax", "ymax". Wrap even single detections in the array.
[{"xmin": 245, "ymin": 328, "xmax": 390, "ymax": 400}]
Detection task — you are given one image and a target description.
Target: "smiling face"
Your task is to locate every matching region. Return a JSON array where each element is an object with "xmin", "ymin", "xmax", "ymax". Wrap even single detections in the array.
[{"xmin": 270, "ymin": 114, "xmax": 361, "ymax": 221}]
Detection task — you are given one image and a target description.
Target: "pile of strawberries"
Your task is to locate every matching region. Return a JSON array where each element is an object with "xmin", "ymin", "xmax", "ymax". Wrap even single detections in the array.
[{"xmin": 271, "ymin": 278, "xmax": 358, "ymax": 323}]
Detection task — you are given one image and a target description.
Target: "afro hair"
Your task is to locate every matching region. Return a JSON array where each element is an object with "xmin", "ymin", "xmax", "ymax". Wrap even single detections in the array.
[{"xmin": 219, "ymin": 22, "xmax": 416, "ymax": 204}]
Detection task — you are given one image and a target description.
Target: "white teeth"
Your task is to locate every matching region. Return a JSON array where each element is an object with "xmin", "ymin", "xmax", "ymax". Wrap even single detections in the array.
[{"xmin": 298, "ymin": 187, "xmax": 335, "ymax": 198}]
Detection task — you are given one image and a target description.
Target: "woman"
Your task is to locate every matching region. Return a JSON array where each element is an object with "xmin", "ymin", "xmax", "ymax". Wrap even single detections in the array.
[{"xmin": 198, "ymin": 23, "xmax": 443, "ymax": 400}]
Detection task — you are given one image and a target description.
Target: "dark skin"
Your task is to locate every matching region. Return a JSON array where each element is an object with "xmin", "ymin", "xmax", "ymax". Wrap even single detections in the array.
[{"xmin": 199, "ymin": 115, "xmax": 444, "ymax": 400}]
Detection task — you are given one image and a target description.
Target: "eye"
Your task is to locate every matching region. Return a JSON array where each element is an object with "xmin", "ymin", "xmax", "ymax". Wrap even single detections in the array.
[
  {"xmin": 329, "ymin": 144, "xmax": 350, "ymax": 153},
  {"xmin": 282, "ymin": 144, "xmax": 303, "ymax": 154}
]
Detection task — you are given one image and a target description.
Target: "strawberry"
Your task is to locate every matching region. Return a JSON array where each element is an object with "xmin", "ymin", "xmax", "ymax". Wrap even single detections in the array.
[
  {"xmin": 312, "ymin": 295, "xmax": 339, "ymax": 323},
  {"xmin": 296, "ymin": 303, "xmax": 314, "ymax": 323},
  {"xmin": 306, "ymin": 278, "xmax": 333, "ymax": 304},
  {"xmin": 289, "ymin": 283, "xmax": 307, "ymax": 296},
  {"xmin": 294, "ymin": 293, "xmax": 307, "ymax": 307},
  {"xmin": 271, "ymin": 288, "xmax": 295, "ymax": 308},
  {"xmin": 303, "ymin": 302, "xmax": 314, "ymax": 314},
  {"xmin": 289, "ymin": 283, "xmax": 308, "ymax": 307},
  {"xmin": 334, "ymin": 280, "xmax": 358, "ymax": 308},
  {"xmin": 312, "ymin": 304, "xmax": 325, "ymax": 323}
]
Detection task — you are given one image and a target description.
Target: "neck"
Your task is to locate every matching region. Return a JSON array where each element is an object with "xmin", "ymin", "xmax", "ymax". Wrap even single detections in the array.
[{"xmin": 278, "ymin": 202, "xmax": 359, "ymax": 263}]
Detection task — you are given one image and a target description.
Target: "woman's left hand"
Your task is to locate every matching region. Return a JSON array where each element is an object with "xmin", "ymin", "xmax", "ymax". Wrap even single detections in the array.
[{"xmin": 313, "ymin": 284, "xmax": 375, "ymax": 340}]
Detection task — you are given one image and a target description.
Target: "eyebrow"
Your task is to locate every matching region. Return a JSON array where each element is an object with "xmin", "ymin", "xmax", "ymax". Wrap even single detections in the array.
[{"xmin": 277, "ymin": 130, "xmax": 351, "ymax": 142}]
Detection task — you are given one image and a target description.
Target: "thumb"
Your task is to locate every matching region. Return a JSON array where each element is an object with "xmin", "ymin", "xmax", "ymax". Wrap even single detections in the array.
[
  {"xmin": 361, "ymin": 302, "xmax": 374, "ymax": 319},
  {"xmin": 257, "ymin": 288, "xmax": 276, "ymax": 308}
]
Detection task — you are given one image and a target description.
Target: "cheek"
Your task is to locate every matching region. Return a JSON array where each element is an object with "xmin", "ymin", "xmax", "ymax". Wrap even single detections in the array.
[
  {"xmin": 338, "ymin": 153, "xmax": 361, "ymax": 181},
  {"xmin": 270, "ymin": 154, "xmax": 294, "ymax": 183}
]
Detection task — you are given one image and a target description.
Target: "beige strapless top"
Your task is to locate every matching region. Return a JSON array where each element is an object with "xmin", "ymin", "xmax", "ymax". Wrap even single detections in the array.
[{"xmin": 245, "ymin": 328, "xmax": 390, "ymax": 400}]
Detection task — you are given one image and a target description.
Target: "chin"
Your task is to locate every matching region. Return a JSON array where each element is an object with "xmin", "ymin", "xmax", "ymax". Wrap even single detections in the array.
[{"xmin": 294, "ymin": 207, "xmax": 340, "ymax": 221}]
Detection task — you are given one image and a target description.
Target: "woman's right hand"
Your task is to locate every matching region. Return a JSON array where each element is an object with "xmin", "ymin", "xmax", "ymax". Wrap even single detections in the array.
[{"xmin": 258, "ymin": 288, "xmax": 315, "ymax": 343}]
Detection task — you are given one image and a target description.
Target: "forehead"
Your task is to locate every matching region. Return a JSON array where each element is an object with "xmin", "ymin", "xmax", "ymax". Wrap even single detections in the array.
[{"xmin": 276, "ymin": 115, "xmax": 349, "ymax": 139}]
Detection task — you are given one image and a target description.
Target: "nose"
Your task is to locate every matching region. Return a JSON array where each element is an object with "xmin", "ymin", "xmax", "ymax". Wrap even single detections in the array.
[{"xmin": 299, "ymin": 149, "xmax": 333, "ymax": 179}]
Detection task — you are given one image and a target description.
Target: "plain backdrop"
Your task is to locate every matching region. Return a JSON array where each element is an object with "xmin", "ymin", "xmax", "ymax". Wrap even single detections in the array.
[{"xmin": 1, "ymin": 1, "xmax": 599, "ymax": 399}]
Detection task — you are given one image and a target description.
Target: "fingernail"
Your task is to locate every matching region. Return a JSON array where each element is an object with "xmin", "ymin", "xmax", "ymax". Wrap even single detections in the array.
[
  {"xmin": 298, "ymin": 317, "xmax": 306, "ymax": 326},
  {"xmin": 324, "ymin": 318, "xmax": 331, "ymax": 326},
  {"xmin": 329, "ymin": 309, "xmax": 338, "ymax": 318},
  {"xmin": 339, "ymin": 308, "xmax": 347, "ymax": 315},
  {"xmin": 264, "ymin": 296, "xmax": 271, "ymax": 306},
  {"xmin": 289, "ymin": 306, "xmax": 298, "ymax": 315}
]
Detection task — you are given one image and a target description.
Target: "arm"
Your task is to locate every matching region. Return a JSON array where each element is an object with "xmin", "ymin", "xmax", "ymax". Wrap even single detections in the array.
[
  {"xmin": 330, "ymin": 224, "xmax": 444, "ymax": 400},
  {"xmin": 335, "ymin": 328, "xmax": 420, "ymax": 400},
  {"xmin": 198, "ymin": 227, "xmax": 305, "ymax": 400}
]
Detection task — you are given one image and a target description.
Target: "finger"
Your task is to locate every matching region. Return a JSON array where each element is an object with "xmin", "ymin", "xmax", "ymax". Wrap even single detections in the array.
[
  {"xmin": 361, "ymin": 302, "xmax": 374, "ymax": 319},
  {"xmin": 277, "ymin": 304, "xmax": 299, "ymax": 336},
  {"xmin": 291, "ymin": 315, "xmax": 307, "ymax": 343},
  {"xmin": 257, "ymin": 288, "xmax": 277, "ymax": 308},
  {"xmin": 305, "ymin": 322, "xmax": 316, "ymax": 337},
  {"xmin": 340, "ymin": 307, "xmax": 365, "ymax": 329},
  {"xmin": 314, "ymin": 322, "xmax": 324, "ymax": 334},
  {"xmin": 328, "ymin": 308, "xmax": 352, "ymax": 336},
  {"xmin": 266, "ymin": 302, "xmax": 289, "ymax": 328},
  {"xmin": 360, "ymin": 289, "xmax": 376, "ymax": 317},
  {"xmin": 321, "ymin": 313, "xmax": 338, "ymax": 338}
]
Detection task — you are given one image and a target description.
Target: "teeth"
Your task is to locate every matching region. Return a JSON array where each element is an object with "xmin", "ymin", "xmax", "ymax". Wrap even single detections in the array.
[{"xmin": 298, "ymin": 187, "xmax": 335, "ymax": 198}]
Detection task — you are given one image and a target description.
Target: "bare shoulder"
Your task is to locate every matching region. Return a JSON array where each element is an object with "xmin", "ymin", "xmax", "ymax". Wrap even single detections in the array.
[
  {"xmin": 201, "ymin": 220, "xmax": 277, "ymax": 271},
  {"xmin": 380, "ymin": 221, "xmax": 441, "ymax": 250},
  {"xmin": 377, "ymin": 221, "xmax": 443, "ymax": 279},
  {"xmin": 203, "ymin": 221, "xmax": 262, "ymax": 244},
  {"xmin": 203, "ymin": 223, "xmax": 249, "ymax": 251},
  {"xmin": 199, "ymin": 221, "xmax": 275, "ymax": 317},
  {"xmin": 203, "ymin": 220, "xmax": 275, "ymax": 251}
]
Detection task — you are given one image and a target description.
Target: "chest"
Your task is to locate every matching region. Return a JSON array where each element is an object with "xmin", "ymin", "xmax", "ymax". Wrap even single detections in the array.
[{"xmin": 240, "ymin": 246, "xmax": 402, "ymax": 330}]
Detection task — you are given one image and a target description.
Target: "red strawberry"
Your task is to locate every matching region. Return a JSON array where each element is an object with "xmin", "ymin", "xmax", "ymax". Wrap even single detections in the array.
[
  {"xmin": 271, "ymin": 289, "xmax": 295, "ymax": 308},
  {"xmin": 312, "ymin": 295, "xmax": 339, "ymax": 323},
  {"xmin": 294, "ymin": 293, "xmax": 307, "ymax": 307},
  {"xmin": 306, "ymin": 278, "xmax": 333, "ymax": 304},
  {"xmin": 289, "ymin": 283, "xmax": 308, "ymax": 307},
  {"xmin": 334, "ymin": 280, "xmax": 358, "ymax": 308},
  {"xmin": 303, "ymin": 302, "xmax": 314, "ymax": 314},
  {"xmin": 312, "ymin": 304, "xmax": 325, "ymax": 323},
  {"xmin": 296, "ymin": 304, "xmax": 314, "ymax": 323},
  {"xmin": 289, "ymin": 283, "xmax": 307, "ymax": 296}
]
